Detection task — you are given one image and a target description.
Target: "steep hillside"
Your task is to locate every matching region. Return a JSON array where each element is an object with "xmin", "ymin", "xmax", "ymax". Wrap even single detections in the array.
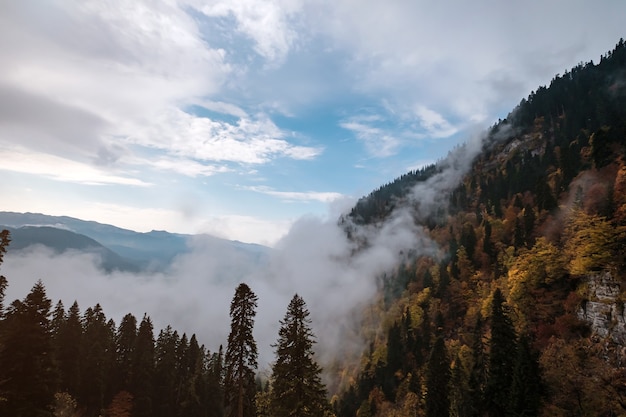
[{"xmin": 335, "ymin": 39, "xmax": 626, "ymax": 416}]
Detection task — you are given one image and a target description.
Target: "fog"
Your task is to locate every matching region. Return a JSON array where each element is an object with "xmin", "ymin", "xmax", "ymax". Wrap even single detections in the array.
[{"xmin": 2, "ymin": 127, "xmax": 498, "ymax": 375}]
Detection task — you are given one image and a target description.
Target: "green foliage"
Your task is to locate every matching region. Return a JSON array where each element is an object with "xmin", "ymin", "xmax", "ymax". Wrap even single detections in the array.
[
  {"xmin": 270, "ymin": 294, "xmax": 329, "ymax": 417},
  {"xmin": 131, "ymin": 314, "xmax": 155, "ymax": 417},
  {"xmin": 224, "ymin": 283, "xmax": 258, "ymax": 417},
  {"xmin": 485, "ymin": 289, "xmax": 517, "ymax": 417},
  {"xmin": 0, "ymin": 281, "xmax": 55, "ymax": 417},
  {"xmin": 0, "ymin": 229, "xmax": 10, "ymax": 318},
  {"xmin": 425, "ymin": 337, "xmax": 450, "ymax": 417},
  {"xmin": 115, "ymin": 313, "xmax": 137, "ymax": 392},
  {"xmin": 153, "ymin": 326, "xmax": 179, "ymax": 417},
  {"xmin": 508, "ymin": 335, "xmax": 542, "ymax": 416},
  {"xmin": 55, "ymin": 301, "xmax": 82, "ymax": 395}
]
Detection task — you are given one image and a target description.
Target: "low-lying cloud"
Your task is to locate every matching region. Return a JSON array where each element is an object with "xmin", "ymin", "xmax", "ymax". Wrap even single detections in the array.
[
  {"xmin": 2, "ymin": 210, "xmax": 435, "ymax": 375},
  {"xmin": 2, "ymin": 126, "xmax": 497, "ymax": 380}
]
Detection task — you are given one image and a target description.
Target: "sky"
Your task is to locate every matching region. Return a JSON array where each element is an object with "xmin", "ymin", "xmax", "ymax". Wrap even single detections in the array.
[{"xmin": 1, "ymin": 1, "xmax": 625, "ymax": 246}]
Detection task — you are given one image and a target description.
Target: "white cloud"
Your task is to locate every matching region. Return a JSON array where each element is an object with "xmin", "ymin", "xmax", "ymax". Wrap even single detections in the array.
[
  {"xmin": 196, "ymin": 0, "xmax": 304, "ymax": 64},
  {"xmin": 242, "ymin": 185, "xmax": 344, "ymax": 203},
  {"xmin": 126, "ymin": 108, "xmax": 322, "ymax": 164},
  {"xmin": 1, "ymin": 192, "xmax": 437, "ymax": 375},
  {"xmin": 0, "ymin": 1, "xmax": 229, "ymax": 118},
  {"xmin": 0, "ymin": 0, "xmax": 322, "ymax": 188},
  {"xmin": 136, "ymin": 156, "xmax": 232, "ymax": 178},
  {"xmin": 306, "ymin": 0, "xmax": 626, "ymax": 124},
  {"xmin": 0, "ymin": 147, "xmax": 149, "ymax": 186},
  {"xmin": 196, "ymin": 214, "xmax": 292, "ymax": 246},
  {"xmin": 414, "ymin": 105, "xmax": 458, "ymax": 138},
  {"xmin": 340, "ymin": 119, "xmax": 401, "ymax": 158},
  {"xmin": 194, "ymin": 100, "xmax": 249, "ymax": 119}
]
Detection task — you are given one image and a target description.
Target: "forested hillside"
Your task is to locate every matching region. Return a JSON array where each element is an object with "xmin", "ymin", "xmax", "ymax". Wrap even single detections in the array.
[
  {"xmin": 1, "ymin": 38, "xmax": 626, "ymax": 417},
  {"xmin": 336, "ymin": 39, "xmax": 626, "ymax": 416}
]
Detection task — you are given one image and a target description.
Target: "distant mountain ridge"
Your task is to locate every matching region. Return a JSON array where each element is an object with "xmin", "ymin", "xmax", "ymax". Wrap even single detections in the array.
[
  {"xmin": 0, "ymin": 212, "xmax": 269, "ymax": 273},
  {"xmin": 3, "ymin": 225, "xmax": 142, "ymax": 272}
]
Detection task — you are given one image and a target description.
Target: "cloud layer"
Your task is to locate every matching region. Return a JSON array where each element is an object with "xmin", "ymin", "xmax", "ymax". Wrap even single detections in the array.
[
  {"xmin": 2, "ymin": 121, "xmax": 494, "ymax": 381},
  {"xmin": 1, "ymin": 0, "xmax": 624, "ymax": 242}
]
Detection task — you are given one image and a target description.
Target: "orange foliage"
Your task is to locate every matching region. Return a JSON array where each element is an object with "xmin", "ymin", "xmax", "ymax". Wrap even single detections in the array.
[
  {"xmin": 614, "ymin": 162, "xmax": 626, "ymax": 224},
  {"xmin": 106, "ymin": 391, "xmax": 133, "ymax": 417}
]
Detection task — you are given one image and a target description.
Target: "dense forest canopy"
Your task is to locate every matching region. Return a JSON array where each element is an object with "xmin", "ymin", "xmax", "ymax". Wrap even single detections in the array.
[
  {"xmin": 1, "ymin": 39, "xmax": 626, "ymax": 416},
  {"xmin": 335, "ymin": 38, "xmax": 626, "ymax": 417}
]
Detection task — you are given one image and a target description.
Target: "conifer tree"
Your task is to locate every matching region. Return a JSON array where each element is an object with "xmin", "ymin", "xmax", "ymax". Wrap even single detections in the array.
[
  {"xmin": 0, "ymin": 275, "xmax": 6, "ymax": 320},
  {"xmin": 425, "ymin": 336, "xmax": 450, "ymax": 417},
  {"xmin": 483, "ymin": 220, "xmax": 494, "ymax": 261},
  {"xmin": 131, "ymin": 314, "xmax": 155, "ymax": 417},
  {"xmin": 508, "ymin": 335, "xmax": 542, "ymax": 416},
  {"xmin": 153, "ymin": 326, "xmax": 179, "ymax": 417},
  {"xmin": 270, "ymin": 294, "xmax": 329, "ymax": 417},
  {"xmin": 206, "ymin": 345, "xmax": 225, "ymax": 417},
  {"xmin": 485, "ymin": 289, "xmax": 517, "ymax": 417},
  {"xmin": 467, "ymin": 314, "xmax": 487, "ymax": 417},
  {"xmin": 51, "ymin": 299, "xmax": 66, "ymax": 343},
  {"xmin": 56, "ymin": 301, "xmax": 83, "ymax": 397},
  {"xmin": 224, "ymin": 283, "xmax": 258, "ymax": 417},
  {"xmin": 383, "ymin": 321, "xmax": 403, "ymax": 398},
  {"xmin": 0, "ymin": 280, "xmax": 55, "ymax": 417},
  {"xmin": 79, "ymin": 304, "xmax": 116, "ymax": 415},
  {"xmin": 179, "ymin": 334, "xmax": 206, "ymax": 417},
  {"xmin": 116, "ymin": 313, "xmax": 138, "ymax": 392},
  {"xmin": 0, "ymin": 230, "xmax": 10, "ymax": 319}
]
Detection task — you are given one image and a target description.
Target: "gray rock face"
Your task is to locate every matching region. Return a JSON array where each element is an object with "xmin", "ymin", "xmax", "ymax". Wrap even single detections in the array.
[{"xmin": 578, "ymin": 271, "xmax": 626, "ymax": 343}]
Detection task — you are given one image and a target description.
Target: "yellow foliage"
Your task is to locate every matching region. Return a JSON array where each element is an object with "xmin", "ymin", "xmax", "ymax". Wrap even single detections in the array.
[
  {"xmin": 53, "ymin": 392, "xmax": 79, "ymax": 417},
  {"xmin": 563, "ymin": 209, "xmax": 624, "ymax": 275},
  {"xmin": 456, "ymin": 246, "xmax": 474, "ymax": 281},
  {"xmin": 507, "ymin": 238, "xmax": 566, "ymax": 329}
]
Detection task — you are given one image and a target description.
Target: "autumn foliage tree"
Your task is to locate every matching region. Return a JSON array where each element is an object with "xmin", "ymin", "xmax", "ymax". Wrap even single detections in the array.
[{"xmin": 563, "ymin": 209, "xmax": 625, "ymax": 275}]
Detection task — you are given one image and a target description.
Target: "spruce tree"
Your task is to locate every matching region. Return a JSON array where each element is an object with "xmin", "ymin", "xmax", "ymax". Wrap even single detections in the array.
[
  {"xmin": 179, "ymin": 334, "xmax": 206, "ymax": 417},
  {"xmin": 383, "ymin": 321, "xmax": 403, "ymax": 398},
  {"xmin": 56, "ymin": 301, "xmax": 83, "ymax": 397},
  {"xmin": 224, "ymin": 283, "xmax": 258, "ymax": 417},
  {"xmin": 115, "ymin": 313, "xmax": 138, "ymax": 392},
  {"xmin": 0, "ymin": 230, "xmax": 10, "ymax": 319},
  {"xmin": 425, "ymin": 337, "xmax": 450, "ymax": 417},
  {"xmin": 467, "ymin": 314, "xmax": 487, "ymax": 417},
  {"xmin": 0, "ymin": 275, "xmax": 6, "ymax": 319},
  {"xmin": 131, "ymin": 314, "xmax": 155, "ymax": 417},
  {"xmin": 508, "ymin": 335, "xmax": 542, "ymax": 416},
  {"xmin": 0, "ymin": 280, "xmax": 55, "ymax": 417},
  {"xmin": 270, "ymin": 294, "xmax": 329, "ymax": 417},
  {"xmin": 206, "ymin": 345, "xmax": 225, "ymax": 417},
  {"xmin": 79, "ymin": 304, "xmax": 116, "ymax": 415},
  {"xmin": 153, "ymin": 326, "xmax": 179, "ymax": 417},
  {"xmin": 485, "ymin": 289, "xmax": 517, "ymax": 417}
]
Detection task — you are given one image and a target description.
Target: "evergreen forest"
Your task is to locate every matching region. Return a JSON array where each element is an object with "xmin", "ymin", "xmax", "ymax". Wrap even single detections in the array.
[{"xmin": 2, "ymin": 38, "xmax": 626, "ymax": 416}]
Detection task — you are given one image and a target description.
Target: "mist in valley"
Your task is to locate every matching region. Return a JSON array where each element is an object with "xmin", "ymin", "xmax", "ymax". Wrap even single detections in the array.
[{"xmin": 2, "ymin": 126, "xmax": 497, "ymax": 376}]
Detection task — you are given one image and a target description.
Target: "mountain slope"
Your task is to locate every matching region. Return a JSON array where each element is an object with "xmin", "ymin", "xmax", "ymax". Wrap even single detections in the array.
[
  {"xmin": 0, "ymin": 212, "xmax": 269, "ymax": 272},
  {"xmin": 335, "ymin": 39, "xmax": 626, "ymax": 416},
  {"xmin": 5, "ymin": 226, "xmax": 141, "ymax": 272}
]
